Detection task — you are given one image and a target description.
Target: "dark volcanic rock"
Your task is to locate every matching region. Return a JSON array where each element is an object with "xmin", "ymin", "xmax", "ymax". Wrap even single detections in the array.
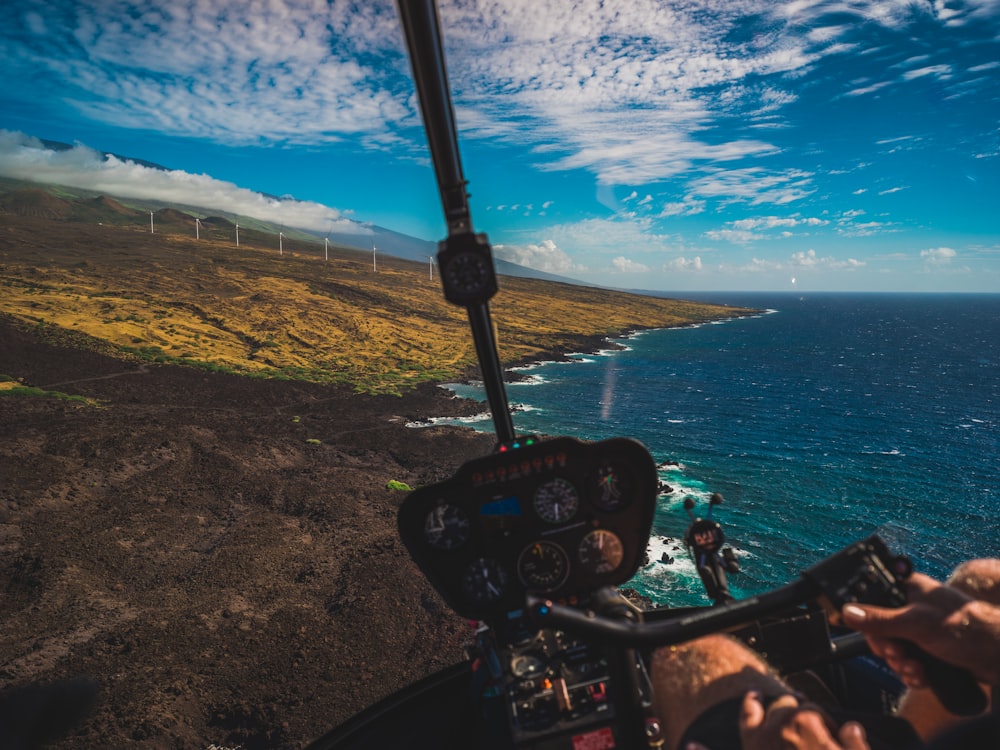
[{"xmin": 0, "ymin": 316, "xmax": 493, "ymax": 749}]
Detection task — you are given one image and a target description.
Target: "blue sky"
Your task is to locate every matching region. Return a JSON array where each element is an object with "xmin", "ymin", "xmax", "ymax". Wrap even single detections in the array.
[{"xmin": 1, "ymin": 0, "xmax": 998, "ymax": 292}]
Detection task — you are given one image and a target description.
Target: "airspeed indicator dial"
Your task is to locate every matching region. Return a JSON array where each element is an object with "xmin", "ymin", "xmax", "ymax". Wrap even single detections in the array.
[{"xmin": 533, "ymin": 478, "xmax": 579, "ymax": 524}]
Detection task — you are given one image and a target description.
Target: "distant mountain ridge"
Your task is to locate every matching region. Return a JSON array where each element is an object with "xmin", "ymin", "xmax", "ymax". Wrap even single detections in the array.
[
  {"xmin": 0, "ymin": 174, "xmax": 580, "ymax": 284},
  {"xmin": 39, "ymin": 137, "xmax": 173, "ymax": 173}
]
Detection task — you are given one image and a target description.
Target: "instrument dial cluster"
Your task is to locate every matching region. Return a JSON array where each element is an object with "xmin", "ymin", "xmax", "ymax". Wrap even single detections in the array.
[{"xmin": 398, "ymin": 436, "xmax": 657, "ymax": 620}]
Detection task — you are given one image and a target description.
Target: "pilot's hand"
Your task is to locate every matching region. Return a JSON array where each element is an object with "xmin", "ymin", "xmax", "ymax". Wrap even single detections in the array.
[
  {"xmin": 841, "ymin": 572, "xmax": 1000, "ymax": 688},
  {"xmin": 731, "ymin": 691, "xmax": 870, "ymax": 750}
]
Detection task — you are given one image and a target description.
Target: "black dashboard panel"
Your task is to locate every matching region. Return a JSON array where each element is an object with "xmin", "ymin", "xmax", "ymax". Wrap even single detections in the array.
[{"xmin": 398, "ymin": 436, "xmax": 658, "ymax": 621}]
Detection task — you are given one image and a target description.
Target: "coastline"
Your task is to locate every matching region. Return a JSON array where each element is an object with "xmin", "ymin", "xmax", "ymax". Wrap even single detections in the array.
[
  {"xmin": 0, "ymin": 300, "xmax": 754, "ymax": 748},
  {"xmin": 456, "ymin": 306, "xmax": 760, "ymax": 388}
]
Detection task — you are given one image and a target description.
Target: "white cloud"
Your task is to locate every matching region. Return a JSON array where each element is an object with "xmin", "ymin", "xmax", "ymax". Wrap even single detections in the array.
[
  {"xmin": 790, "ymin": 249, "xmax": 866, "ymax": 269},
  {"xmin": 731, "ymin": 215, "xmax": 828, "ymax": 230},
  {"xmin": 611, "ymin": 256, "xmax": 650, "ymax": 273},
  {"xmin": 791, "ymin": 249, "xmax": 821, "ymax": 267},
  {"xmin": 664, "ymin": 256, "xmax": 703, "ymax": 271},
  {"xmin": 920, "ymin": 247, "xmax": 957, "ymax": 263},
  {"xmin": 0, "ymin": 130, "xmax": 366, "ymax": 234},
  {"xmin": 704, "ymin": 228, "xmax": 764, "ymax": 243},
  {"xmin": 493, "ymin": 239, "xmax": 585, "ymax": 274},
  {"xmin": 659, "ymin": 198, "xmax": 706, "ymax": 217},
  {"xmin": 543, "ymin": 216, "xmax": 677, "ymax": 256}
]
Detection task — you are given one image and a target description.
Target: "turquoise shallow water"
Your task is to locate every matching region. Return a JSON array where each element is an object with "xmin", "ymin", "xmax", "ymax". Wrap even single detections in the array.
[{"xmin": 431, "ymin": 293, "xmax": 1000, "ymax": 607}]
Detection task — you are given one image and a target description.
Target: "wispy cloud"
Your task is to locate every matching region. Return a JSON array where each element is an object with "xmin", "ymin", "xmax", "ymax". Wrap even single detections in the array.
[
  {"xmin": 704, "ymin": 228, "xmax": 764, "ymax": 243},
  {"xmin": 687, "ymin": 167, "xmax": 815, "ymax": 205},
  {"xmin": 3, "ymin": 0, "xmax": 996, "ymax": 212},
  {"xmin": 731, "ymin": 215, "xmax": 828, "ymax": 230},
  {"xmin": 0, "ymin": 130, "xmax": 366, "ymax": 234},
  {"xmin": 1, "ymin": 1, "xmax": 410, "ymax": 146}
]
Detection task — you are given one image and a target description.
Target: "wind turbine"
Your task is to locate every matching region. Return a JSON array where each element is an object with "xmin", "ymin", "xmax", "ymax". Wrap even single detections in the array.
[
  {"xmin": 235, "ymin": 221, "xmax": 240, "ymax": 247},
  {"xmin": 324, "ymin": 236, "xmax": 329, "ymax": 261},
  {"xmin": 149, "ymin": 210, "xmax": 154, "ymax": 234},
  {"xmin": 427, "ymin": 255, "xmax": 435, "ymax": 280},
  {"xmin": 372, "ymin": 244, "xmax": 377, "ymax": 273},
  {"xmin": 279, "ymin": 231, "xmax": 284, "ymax": 256},
  {"xmin": 195, "ymin": 217, "xmax": 201, "ymax": 240}
]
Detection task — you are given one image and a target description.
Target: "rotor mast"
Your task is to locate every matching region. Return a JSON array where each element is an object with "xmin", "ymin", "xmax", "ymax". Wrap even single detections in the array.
[{"xmin": 397, "ymin": 0, "xmax": 515, "ymax": 446}]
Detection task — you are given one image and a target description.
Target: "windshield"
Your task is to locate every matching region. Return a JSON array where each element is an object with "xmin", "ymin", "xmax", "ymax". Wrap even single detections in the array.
[{"xmin": 0, "ymin": 2, "xmax": 998, "ymax": 748}]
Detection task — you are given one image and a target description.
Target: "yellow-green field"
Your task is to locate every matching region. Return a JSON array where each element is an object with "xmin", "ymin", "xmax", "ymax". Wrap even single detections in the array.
[{"xmin": 1, "ymin": 215, "xmax": 747, "ymax": 393}]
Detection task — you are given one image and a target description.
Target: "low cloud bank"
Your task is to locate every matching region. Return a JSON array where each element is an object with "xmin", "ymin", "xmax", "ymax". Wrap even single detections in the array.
[{"xmin": 0, "ymin": 130, "xmax": 368, "ymax": 236}]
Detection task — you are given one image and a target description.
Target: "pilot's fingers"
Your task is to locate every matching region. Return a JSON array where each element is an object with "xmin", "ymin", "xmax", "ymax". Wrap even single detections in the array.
[
  {"xmin": 838, "ymin": 721, "xmax": 870, "ymax": 750},
  {"xmin": 739, "ymin": 690, "xmax": 767, "ymax": 731}
]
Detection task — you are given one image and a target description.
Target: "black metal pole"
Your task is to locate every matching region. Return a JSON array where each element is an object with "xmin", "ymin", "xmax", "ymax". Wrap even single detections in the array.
[
  {"xmin": 397, "ymin": 0, "xmax": 515, "ymax": 445},
  {"xmin": 528, "ymin": 580, "xmax": 814, "ymax": 648},
  {"xmin": 396, "ymin": 0, "xmax": 470, "ymax": 235},
  {"xmin": 467, "ymin": 305, "xmax": 515, "ymax": 444}
]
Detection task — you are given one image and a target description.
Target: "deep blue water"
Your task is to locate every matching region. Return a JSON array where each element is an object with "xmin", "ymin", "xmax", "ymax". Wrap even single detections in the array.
[{"xmin": 432, "ymin": 293, "xmax": 1000, "ymax": 607}]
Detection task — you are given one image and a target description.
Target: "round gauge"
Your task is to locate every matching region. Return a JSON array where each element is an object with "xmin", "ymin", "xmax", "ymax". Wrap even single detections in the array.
[
  {"xmin": 462, "ymin": 557, "xmax": 508, "ymax": 604},
  {"xmin": 533, "ymin": 478, "xmax": 580, "ymax": 524},
  {"xmin": 517, "ymin": 541, "xmax": 570, "ymax": 592},
  {"xmin": 578, "ymin": 529, "xmax": 625, "ymax": 575},
  {"xmin": 511, "ymin": 652, "xmax": 546, "ymax": 678},
  {"xmin": 593, "ymin": 462, "xmax": 633, "ymax": 512},
  {"xmin": 424, "ymin": 503, "xmax": 470, "ymax": 551}
]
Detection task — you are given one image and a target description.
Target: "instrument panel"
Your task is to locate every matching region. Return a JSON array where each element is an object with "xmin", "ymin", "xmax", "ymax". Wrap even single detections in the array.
[{"xmin": 398, "ymin": 436, "xmax": 657, "ymax": 620}]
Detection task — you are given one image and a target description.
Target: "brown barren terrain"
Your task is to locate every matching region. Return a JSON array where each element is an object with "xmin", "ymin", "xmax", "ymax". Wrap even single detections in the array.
[
  {"xmin": 1, "ymin": 315, "xmax": 492, "ymax": 749},
  {"xmin": 0, "ymin": 200, "xmax": 750, "ymax": 748}
]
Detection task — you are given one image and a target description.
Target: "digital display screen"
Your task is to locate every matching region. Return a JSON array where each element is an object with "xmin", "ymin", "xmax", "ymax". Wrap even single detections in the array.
[{"xmin": 480, "ymin": 496, "xmax": 522, "ymax": 517}]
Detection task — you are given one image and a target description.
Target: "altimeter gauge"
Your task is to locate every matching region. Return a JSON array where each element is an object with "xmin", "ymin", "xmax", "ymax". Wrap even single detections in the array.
[
  {"xmin": 533, "ymin": 478, "xmax": 580, "ymax": 524},
  {"xmin": 577, "ymin": 529, "xmax": 624, "ymax": 575},
  {"xmin": 424, "ymin": 503, "xmax": 470, "ymax": 551},
  {"xmin": 517, "ymin": 541, "xmax": 570, "ymax": 592}
]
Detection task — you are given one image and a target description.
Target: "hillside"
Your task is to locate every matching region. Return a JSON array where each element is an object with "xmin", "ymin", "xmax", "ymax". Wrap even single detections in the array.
[{"xmin": 0, "ymin": 211, "xmax": 747, "ymax": 394}]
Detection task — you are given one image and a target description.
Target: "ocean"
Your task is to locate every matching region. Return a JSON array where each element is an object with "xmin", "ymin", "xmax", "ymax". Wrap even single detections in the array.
[{"xmin": 426, "ymin": 293, "xmax": 1000, "ymax": 608}]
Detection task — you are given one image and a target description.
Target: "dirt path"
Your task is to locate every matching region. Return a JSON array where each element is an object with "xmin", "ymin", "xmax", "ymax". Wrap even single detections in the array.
[{"xmin": 42, "ymin": 363, "xmax": 151, "ymax": 389}]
